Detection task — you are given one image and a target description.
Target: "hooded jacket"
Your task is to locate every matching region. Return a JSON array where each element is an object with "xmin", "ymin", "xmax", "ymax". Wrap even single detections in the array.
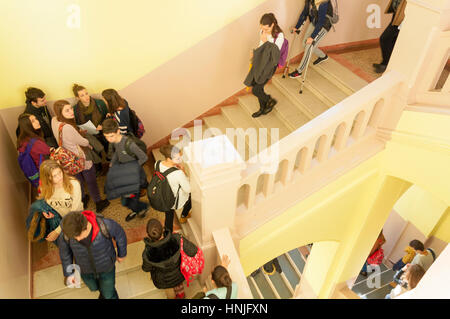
[
  {"xmin": 244, "ymin": 41, "xmax": 280, "ymax": 86},
  {"xmin": 141, "ymin": 231, "xmax": 197, "ymax": 289},
  {"xmin": 58, "ymin": 210, "xmax": 127, "ymax": 277},
  {"xmin": 16, "ymin": 102, "xmax": 58, "ymax": 148}
]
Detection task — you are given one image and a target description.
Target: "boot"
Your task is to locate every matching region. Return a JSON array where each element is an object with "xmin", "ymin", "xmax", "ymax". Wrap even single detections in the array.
[
  {"xmin": 262, "ymin": 97, "xmax": 277, "ymax": 115},
  {"xmin": 96, "ymin": 199, "xmax": 110, "ymax": 214},
  {"xmin": 252, "ymin": 106, "xmax": 265, "ymax": 118}
]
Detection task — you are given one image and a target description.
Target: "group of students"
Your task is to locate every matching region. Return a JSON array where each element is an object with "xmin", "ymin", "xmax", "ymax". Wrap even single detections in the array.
[
  {"xmin": 360, "ymin": 231, "xmax": 435, "ymax": 299},
  {"xmin": 17, "ymin": 85, "xmax": 237, "ymax": 299}
]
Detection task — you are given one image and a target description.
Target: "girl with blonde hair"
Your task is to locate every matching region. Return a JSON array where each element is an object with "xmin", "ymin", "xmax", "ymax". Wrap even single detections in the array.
[{"xmin": 38, "ymin": 159, "xmax": 83, "ymax": 242}]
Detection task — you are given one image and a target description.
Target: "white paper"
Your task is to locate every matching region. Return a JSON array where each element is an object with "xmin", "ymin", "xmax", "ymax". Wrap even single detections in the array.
[{"xmin": 78, "ymin": 120, "xmax": 99, "ymax": 135}]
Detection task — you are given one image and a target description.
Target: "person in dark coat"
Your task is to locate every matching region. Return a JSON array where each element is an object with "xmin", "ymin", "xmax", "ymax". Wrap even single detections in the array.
[
  {"xmin": 142, "ymin": 218, "xmax": 198, "ymax": 299},
  {"xmin": 58, "ymin": 210, "xmax": 127, "ymax": 299},
  {"xmin": 16, "ymin": 87, "xmax": 58, "ymax": 148}
]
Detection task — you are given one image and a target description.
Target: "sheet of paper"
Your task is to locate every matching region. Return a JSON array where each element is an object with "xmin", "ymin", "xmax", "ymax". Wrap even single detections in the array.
[{"xmin": 78, "ymin": 120, "xmax": 99, "ymax": 135}]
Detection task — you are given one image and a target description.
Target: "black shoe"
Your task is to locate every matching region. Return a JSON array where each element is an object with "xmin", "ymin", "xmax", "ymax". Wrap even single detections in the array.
[
  {"xmin": 95, "ymin": 199, "xmax": 110, "ymax": 214},
  {"xmin": 289, "ymin": 70, "xmax": 302, "ymax": 78},
  {"xmin": 137, "ymin": 207, "xmax": 149, "ymax": 218},
  {"xmin": 252, "ymin": 108, "xmax": 265, "ymax": 118},
  {"xmin": 374, "ymin": 64, "xmax": 387, "ymax": 74},
  {"xmin": 82, "ymin": 195, "xmax": 90, "ymax": 208},
  {"xmin": 313, "ymin": 54, "xmax": 328, "ymax": 65},
  {"xmin": 262, "ymin": 98, "xmax": 277, "ymax": 115},
  {"xmin": 125, "ymin": 212, "xmax": 137, "ymax": 222}
]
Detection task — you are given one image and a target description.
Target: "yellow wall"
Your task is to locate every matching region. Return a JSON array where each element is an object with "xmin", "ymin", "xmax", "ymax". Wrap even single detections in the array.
[
  {"xmin": 0, "ymin": 0, "xmax": 268, "ymax": 108},
  {"xmin": 430, "ymin": 208, "xmax": 450, "ymax": 243}
]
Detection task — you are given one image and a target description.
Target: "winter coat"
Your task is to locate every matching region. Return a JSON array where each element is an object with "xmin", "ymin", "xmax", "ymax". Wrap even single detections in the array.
[
  {"xmin": 244, "ymin": 41, "xmax": 280, "ymax": 86},
  {"xmin": 16, "ymin": 102, "xmax": 58, "ymax": 148},
  {"xmin": 58, "ymin": 211, "xmax": 127, "ymax": 277},
  {"xmin": 104, "ymin": 159, "xmax": 144, "ymax": 200},
  {"xmin": 141, "ymin": 231, "xmax": 198, "ymax": 289},
  {"xmin": 25, "ymin": 200, "xmax": 62, "ymax": 242}
]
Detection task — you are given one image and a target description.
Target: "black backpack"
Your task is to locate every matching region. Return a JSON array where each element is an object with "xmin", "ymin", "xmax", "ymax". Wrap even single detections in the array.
[{"xmin": 147, "ymin": 160, "xmax": 180, "ymax": 212}]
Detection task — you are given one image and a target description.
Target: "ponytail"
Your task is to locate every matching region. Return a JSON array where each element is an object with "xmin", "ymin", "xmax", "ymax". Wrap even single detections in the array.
[
  {"xmin": 212, "ymin": 265, "xmax": 232, "ymax": 288},
  {"xmin": 260, "ymin": 13, "xmax": 284, "ymax": 38}
]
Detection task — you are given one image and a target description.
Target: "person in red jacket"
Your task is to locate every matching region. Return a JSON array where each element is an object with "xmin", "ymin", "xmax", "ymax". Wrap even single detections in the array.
[{"xmin": 17, "ymin": 113, "xmax": 52, "ymax": 170}]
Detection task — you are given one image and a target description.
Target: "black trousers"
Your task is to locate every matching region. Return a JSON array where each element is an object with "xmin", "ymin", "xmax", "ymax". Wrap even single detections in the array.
[
  {"xmin": 164, "ymin": 196, "xmax": 192, "ymax": 233},
  {"xmin": 379, "ymin": 17, "xmax": 400, "ymax": 65},
  {"xmin": 252, "ymin": 82, "xmax": 271, "ymax": 109}
]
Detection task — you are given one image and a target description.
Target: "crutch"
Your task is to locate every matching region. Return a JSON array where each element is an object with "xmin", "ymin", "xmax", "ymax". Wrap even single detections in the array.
[
  {"xmin": 299, "ymin": 38, "xmax": 315, "ymax": 94},
  {"xmin": 282, "ymin": 29, "xmax": 301, "ymax": 78}
]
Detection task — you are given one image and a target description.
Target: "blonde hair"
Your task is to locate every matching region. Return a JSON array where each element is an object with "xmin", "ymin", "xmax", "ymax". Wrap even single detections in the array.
[
  {"xmin": 38, "ymin": 160, "xmax": 75, "ymax": 201},
  {"xmin": 315, "ymin": 0, "xmax": 328, "ymax": 6}
]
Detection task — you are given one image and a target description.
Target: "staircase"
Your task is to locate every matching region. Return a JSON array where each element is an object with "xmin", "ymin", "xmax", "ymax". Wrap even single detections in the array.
[
  {"xmin": 351, "ymin": 263, "xmax": 396, "ymax": 299},
  {"xmin": 246, "ymin": 245, "xmax": 311, "ymax": 299},
  {"xmin": 152, "ymin": 57, "xmax": 368, "ymax": 162}
]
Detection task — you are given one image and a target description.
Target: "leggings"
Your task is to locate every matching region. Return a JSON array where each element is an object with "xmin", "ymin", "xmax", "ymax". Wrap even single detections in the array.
[{"xmin": 75, "ymin": 165, "xmax": 101, "ymax": 203}]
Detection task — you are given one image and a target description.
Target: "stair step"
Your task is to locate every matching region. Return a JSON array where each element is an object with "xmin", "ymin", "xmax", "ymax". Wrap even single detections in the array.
[
  {"xmin": 170, "ymin": 126, "xmax": 204, "ymax": 146},
  {"xmin": 247, "ymin": 277, "xmax": 262, "ymax": 299},
  {"xmin": 264, "ymin": 85, "xmax": 311, "ymax": 131},
  {"xmin": 272, "ymin": 74, "xmax": 330, "ymax": 118},
  {"xmin": 151, "ymin": 148, "xmax": 166, "ymax": 162},
  {"xmin": 311, "ymin": 56, "xmax": 368, "ymax": 93},
  {"xmin": 287, "ymin": 248, "xmax": 306, "ymax": 274},
  {"xmin": 352, "ymin": 268, "xmax": 395, "ymax": 296},
  {"xmin": 266, "ymin": 271, "xmax": 293, "ymax": 299},
  {"xmin": 238, "ymin": 94, "xmax": 292, "ymax": 140},
  {"xmin": 251, "ymin": 270, "xmax": 277, "ymax": 299},
  {"xmin": 34, "ymin": 240, "xmax": 145, "ymax": 299},
  {"xmin": 278, "ymin": 254, "xmax": 300, "ymax": 290}
]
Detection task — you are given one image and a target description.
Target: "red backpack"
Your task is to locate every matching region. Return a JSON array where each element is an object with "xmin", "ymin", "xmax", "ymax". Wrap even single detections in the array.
[
  {"xmin": 180, "ymin": 237, "xmax": 204, "ymax": 287},
  {"xmin": 50, "ymin": 123, "xmax": 85, "ymax": 175},
  {"xmin": 367, "ymin": 248, "xmax": 384, "ymax": 265}
]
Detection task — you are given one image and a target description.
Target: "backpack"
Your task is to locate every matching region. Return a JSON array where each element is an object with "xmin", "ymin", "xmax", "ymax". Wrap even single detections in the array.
[
  {"xmin": 147, "ymin": 160, "xmax": 180, "ymax": 212},
  {"xmin": 180, "ymin": 236, "xmax": 205, "ymax": 287},
  {"xmin": 124, "ymin": 134, "xmax": 147, "ymax": 158},
  {"xmin": 367, "ymin": 248, "xmax": 384, "ymax": 265},
  {"xmin": 63, "ymin": 214, "xmax": 110, "ymax": 243},
  {"xmin": 326, "ymin": 0, "xmax": 339, "ymax": 30},
  {"xmin": 274, "ymin": 34, "xmax": 289, "ymax": 67},
  {"xmin": 50, "ymin": 123, "xmax": 85, "ymax": 175},
  {"xmin": 427, "ymin": 248, "xmax": 436, "ymax": 261},
  {"xmin": 18, "ymin": 138, "xmax": 43, "ymax": 188},
  {"xmin": 129, "ymin": 108, "xmax": 146, "ymax": 139}
]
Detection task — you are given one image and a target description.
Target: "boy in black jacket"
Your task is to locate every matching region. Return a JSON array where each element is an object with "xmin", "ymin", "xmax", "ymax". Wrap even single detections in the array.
[{"xmin": 103, "ymin": 118, "xmax": 149, "ymax": 221}]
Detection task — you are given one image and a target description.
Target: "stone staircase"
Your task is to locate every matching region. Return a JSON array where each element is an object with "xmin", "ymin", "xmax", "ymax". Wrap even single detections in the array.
[
  {"xmin": 152, "ymin": 57, "xmax": 368, "ymax": 162},
  {"xmin": 246, "ymin": 245, "xmax": 311, "ymax": 299}
]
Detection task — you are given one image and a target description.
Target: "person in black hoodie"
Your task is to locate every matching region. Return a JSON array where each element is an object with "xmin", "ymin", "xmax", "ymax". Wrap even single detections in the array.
[
  {"xmin": 289, "ymin": 0, "xmax": 333, "ymax": 78},
  {"xmin": 142, "ymin": 218, "xmax": 198, "ymax": 299},
  {"xmin": 16, "ymin": 87, "xmax": 58, "ymax": 148}
]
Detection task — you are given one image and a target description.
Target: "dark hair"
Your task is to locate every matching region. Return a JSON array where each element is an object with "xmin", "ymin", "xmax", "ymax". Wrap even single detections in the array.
[
  {"xmin": 25, "ymin": 87, "xmax": 45, "ymax": 104},
  {"xmin": 212, "ymin": 265, "xmax": 232, "ymax": 288},
  {"xmin": 61, "ymin": 211, "xmax": 88, "ymax": 238},
  {"xmin": 260, "ymin": 13, "xmax": 283, "ymax": 38},
  {"xmin": 405, "ymin": 264, "xmax": 425, "ymax": 289},
  {"xmin": 101, "ymin": 89, "xmax": 126, "ymax": 113},
  {"xmin": 16, "ymin": 113, "xmax": 44, "ymax": 148},
  {"xmin": 102, "ymin": 118, "xmax": 119, "ymax": 134},
  {"xmin": 53, "ymin": 99, "xmax": 80, "ymax": 132},
  {"xmin": 409, "ymin": 240, "xmax": 425, "ymax": 251},
  {"xmin": 72, "ymin": 83, "xmax": 86, "ymax": 98},
  {"xmin": 160, "ymin": 144, "xmax": 180, "ymax": 160},
  {"xmin": 146, "ymin": 218, "xmax": 163, "ymax": 242}
]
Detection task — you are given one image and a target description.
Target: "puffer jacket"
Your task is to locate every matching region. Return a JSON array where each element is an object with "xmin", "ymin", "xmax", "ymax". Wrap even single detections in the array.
[
  {"xmin": 104, "ymin": 159, "xmax": 142, "ymax": 200},
  {"xmin": 142, "ymin": 231, "xmax": 197, "ymax": 289},
  {"xmin": 244, "ymin": 41, "xmax": 280, "ymax": 86},
  {"xmin": 25, "ymin": 199, "xmax": 62, "ymax": 242},
  {"xmin": 58, "ymin": 211, "xmax": 127, "ymax": 277}
]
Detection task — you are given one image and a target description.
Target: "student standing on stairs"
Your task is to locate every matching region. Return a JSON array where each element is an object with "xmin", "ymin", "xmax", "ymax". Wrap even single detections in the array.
[
  {"xmin": 289, "ymin": 0, "xmax": 332, "ymax": 79},
  {"xmin": 39, "ymin": 160, "xmax": 83, "ymax": 243},
  {"xmin": 203, "ymin": 254, "xmax": 238, "ymax": 299},
  {"xmin": 59, "ymin": 210, "xmax": 127, "ymax": 299},
  {"xmin": 244, "ymin": 13, "xmax": 283, "ymax": 118},
  {"xmin": 102, "ymin": 118, "xmax": 149, "ymax": 222},
  {"xmin": 156, "ymin": 144, "xmax": 192, "ymax": 232},
  {"xmin": 51, "ymin": 100, "xmax": 110, "ymax": 213}
]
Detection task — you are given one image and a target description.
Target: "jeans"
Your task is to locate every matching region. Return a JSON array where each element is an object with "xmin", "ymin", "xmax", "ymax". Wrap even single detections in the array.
[
  {"xmin": 392, "ymin": 258, "xmax": 406, "ymax": 271},
  {"xmin": 81, "ymin": 266, "xmax": 118, "ymax": 299},
  {"xmin": 122, "ymin": 194, "xmax": 148, "ymax": 213},
  {"xmin": 75, "ymin": 165, "xmax": 102, "ymax": 203}
]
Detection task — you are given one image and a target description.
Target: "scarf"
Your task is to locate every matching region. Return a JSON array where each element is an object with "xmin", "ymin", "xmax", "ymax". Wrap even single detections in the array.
[{"xmin": 76, "ymin": 98, "xmax": 103, "ymax": 127}]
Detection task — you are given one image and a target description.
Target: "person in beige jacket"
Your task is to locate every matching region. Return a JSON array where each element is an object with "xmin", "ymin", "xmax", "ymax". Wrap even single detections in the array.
[{"xmin": 373, "ymin": 0, "xmax": 406, "ymax": 73}]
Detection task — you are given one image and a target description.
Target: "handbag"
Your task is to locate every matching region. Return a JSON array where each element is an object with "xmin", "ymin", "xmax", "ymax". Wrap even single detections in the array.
[
  {"xmin": 367, "ymin": 248, "xmax": 384, "ymax": 265},
  {"xmin": 180, "ymin": 236, "xmax": 204, "ymax": 287},
  {"xmin": 50, "ymin": 123, "xmax": 85, "ymax": 175}
]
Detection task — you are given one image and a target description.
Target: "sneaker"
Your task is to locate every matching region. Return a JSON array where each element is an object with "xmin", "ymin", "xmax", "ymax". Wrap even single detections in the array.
[
  {"xmin": 313, "ymin": 54, "xmax": 328, "ymax": 65},
  {"xmin": 125, "ymin": 212, "xmax": 137, "ymax": 222},
  {"xmin": 137, "ymin": 207, "xmax": 149, "ymax": 218},
  {"xmin": 95, "ymin": 199, "xmax": 110, "ymax": 214},
  {"xmin": 175, "ymin": 292, "xmax": 185, "ymax": 299},
  {"xmin": 288, "ymin": 70, "xmax": 302, "ymax": 78},
  {"xmin": 179, "ymin": 211, "xmax": 192, "ymax": 224}
]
